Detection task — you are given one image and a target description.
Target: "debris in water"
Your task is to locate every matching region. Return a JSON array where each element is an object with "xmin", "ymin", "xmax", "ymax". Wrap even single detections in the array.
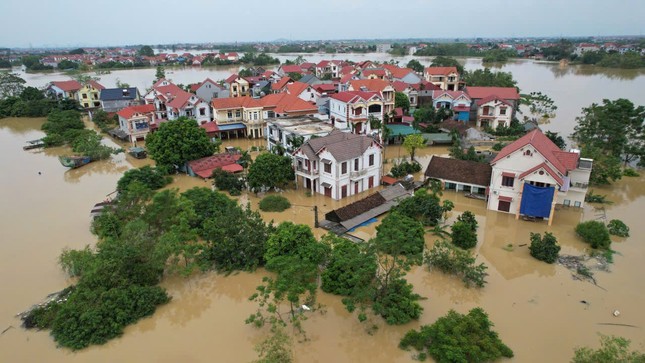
[
  {"xmin": 558, "ymin": 254, "xmax": 611, "ymax": 288},
  {"xmin": 613, "ymin": 310, "xmax": 620, "ymax": 317}
]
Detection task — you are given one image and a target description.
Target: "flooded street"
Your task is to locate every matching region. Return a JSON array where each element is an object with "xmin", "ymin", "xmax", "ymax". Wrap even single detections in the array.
[{"xmin": 1, "ymin": 59, "xmax": 644, "ymax": 362}]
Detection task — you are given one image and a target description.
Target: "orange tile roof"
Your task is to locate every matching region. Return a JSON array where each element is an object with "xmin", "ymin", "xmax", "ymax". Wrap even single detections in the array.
[
  {"xmin": 349, "ymin": 79, "xmax": 391, "ymax": 92},
  {"xmin": 424, "ymin": 66, "xmax": 459, "ymax": 76},
  {"xmin": 271, "ymin": 77, "xmax": 292, "ymax": 91},
  {"xmin": 51, "ymin": 80, "xmax": 82, "ymax": 92},
  {"xmin": 466, "ymin": 86, "xmax": 520, "ymax": 100},
  {"xmin": 286, "ymin": 81, "xmax": 310, "ymax": 96},
  {"xmin": 117, "ymin": 104, "xmax": 155, "ymax": 119}
]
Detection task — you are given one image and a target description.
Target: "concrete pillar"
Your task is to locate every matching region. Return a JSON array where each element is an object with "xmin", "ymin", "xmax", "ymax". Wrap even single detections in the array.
[
  {"xmin": 548, "ymin": 189, "xmax": 558, "ymax": 226},
  {"xmin": 515, "ymin": 181, "xmax": 524, "ymax": 220}
]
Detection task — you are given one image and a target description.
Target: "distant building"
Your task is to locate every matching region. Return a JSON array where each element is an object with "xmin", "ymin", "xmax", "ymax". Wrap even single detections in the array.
[{"xmin": 376, "ymin": 44, "xmax": 392, "ymax": 53}]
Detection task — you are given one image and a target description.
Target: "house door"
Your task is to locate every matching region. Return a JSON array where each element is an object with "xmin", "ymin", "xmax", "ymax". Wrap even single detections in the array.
[
  {"xmin": 305, "ymin": 178, "xmax": 311, "ymax": 189},
  {"xmin": 354, "ymin": 182, "xmax": 359, "ymax": 195},
  {"xmin": 324, "ymin": 186, "xmax": 332, "ymax": 197},
  {"xmin": 341, "ymin": 185, "xmax": 347, "ymax": 198},
  {"xmin": 498, "ymin": 200, "xmax": 511, "ymax": 212},
  {"xmin": 368, "ymin": 176, "xmax": 374, "ymax": 188}
]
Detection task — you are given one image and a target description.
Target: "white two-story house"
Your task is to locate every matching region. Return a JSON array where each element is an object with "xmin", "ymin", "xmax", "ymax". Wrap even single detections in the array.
[
  {"xmin": 488, "ymin": 129, "xmax": 592, "ymax": 225},
  {"xmin": 431, "ymin": 90, "xmax": 472, "ymax": 122},
  {"xmin": 475, "ymin": 95, "xmax": 513, "ymax": 129},
  {"xmin": 117, "ymin": 104, "xmax": 156, "ymax": 143},
  {"xmin": 423, "ymin": 67, "xmax": 461, "ymax": 91},
  {"xmin": 293, "ymin": 130, "xmax": 383, "ymax": 200},
  {"xmin": 329, "ymin": 91, "xmax": 384, "ymax": 135}
]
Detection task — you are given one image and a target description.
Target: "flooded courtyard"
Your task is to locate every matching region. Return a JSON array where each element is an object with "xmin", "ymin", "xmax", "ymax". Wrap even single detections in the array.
[{"xmin": 1, "ymin": 59, "xmax": 644, "ymax": 362}]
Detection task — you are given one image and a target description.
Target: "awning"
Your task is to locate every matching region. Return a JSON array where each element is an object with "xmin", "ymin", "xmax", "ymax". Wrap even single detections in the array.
[
  {"xmin": 217, "ymin": 123, "xmax": 246, "ymax": 131},
  {"xmin": 501, "ymin": 172, "xmax": 516, "ymax": 178},
  {"xmin": 498, "ymin": 196, "xmax": 513, "ymax": 202},
  {"xmin": 321, "ymin": 182, "xmax": 332, "ymax": 188},
  {"xmin": 320, "ymin": 158, "xmax": 332, "ymax": 164},
  {"xmin": 381, "ymin": 176, "xmax": 398, "ymax": 185}
]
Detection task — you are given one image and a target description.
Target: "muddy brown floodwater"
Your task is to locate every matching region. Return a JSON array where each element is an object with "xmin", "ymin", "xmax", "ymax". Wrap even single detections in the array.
[{"xmin": 1, "ymin": 116, "xmax": 645, "ymax": 360}]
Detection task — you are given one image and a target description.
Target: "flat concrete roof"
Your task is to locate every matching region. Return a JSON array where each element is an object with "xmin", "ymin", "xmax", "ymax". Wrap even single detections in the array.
[{"xmin": 268, "ymin": 116, "xmax": 335, "ymax": 136}]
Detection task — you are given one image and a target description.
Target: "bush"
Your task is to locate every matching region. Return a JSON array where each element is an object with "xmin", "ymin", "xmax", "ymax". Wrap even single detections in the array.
[
  {"xmin": 212, "ymin": 168, "xmax": 245, "ymax": 191},
  {"xmin": 393, "ymin": 188, "xmax": 444, "ymax": 226},
  {"xmin": 528, "ymin": 232, "xmax": 561, "ymax": 263},
  {"xmin": 575, "ymin": 221, "xmax": 611, "ymax": 249},
  {"xmin": 492, "ymin": 142, "xmax": 505, "ymax": 151},
  {"xmin": 573, "ymin": 334, "xmax": 645, "ymax": 363},
  {"xmin": 389, "ymin": 161, "xmax": 422, "ymax": 178},
  {"xmin": 451, "ymin": 221, "xmax": 478, "ymax": 249},
  {"xmin": 607, "ymin": 219, "xmax": 630, "ymax": 237},
  {"xmin": 399, "ymin": 308, "xmax": 513, "ymax": 362},
  {"xmin": 623, "ymin": 168, "xmax": 640, "ymax": 177},
  {"xmin": 117, "ymin": 166, "xmax": 171, "ymax": 193},
  {"xmin": 259, "ymin": 195, "xmax": 291, "ymax": 212},
  {"xmin": 425, "ymin": 241, "xmax": 488, "ymax": 288},
  {"xmin": 456, "ymin": 211, "xmax": 478, "ymax": 230},
  {"xmin": 372, "ymin": 278, "xmax": 422, "ymax": 325}
]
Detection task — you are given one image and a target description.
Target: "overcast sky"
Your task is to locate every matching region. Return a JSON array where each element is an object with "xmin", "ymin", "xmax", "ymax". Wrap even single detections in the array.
[{"xmin": 1, "ymin": 0, "xmax": 643, "ymax": 48}]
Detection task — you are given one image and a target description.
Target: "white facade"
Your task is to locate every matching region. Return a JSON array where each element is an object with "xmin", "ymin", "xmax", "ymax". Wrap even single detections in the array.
[
  {"xmin": 266, "ymin": 117, "xmax": 335, "ymax": 154},
  {"xmin": 476, "ymin": 99, "xmax": 513, "ymax": 129},
  {"xmin": 328, "ymin": 94, "xmax": 383, "ymax": 135}
]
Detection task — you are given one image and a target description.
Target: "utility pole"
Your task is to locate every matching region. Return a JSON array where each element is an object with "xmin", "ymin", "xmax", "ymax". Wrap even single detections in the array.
[{"xmin": 313, "ymin": 205, "xmax": 319, "ymax": 228}]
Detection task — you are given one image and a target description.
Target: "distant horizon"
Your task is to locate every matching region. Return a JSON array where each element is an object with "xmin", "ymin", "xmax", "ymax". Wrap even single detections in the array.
[
  {"xmin": 3, "ymin": 34, "xmax": 644, "ymax": 51},
  {"xmin": 1, "ymin": 0, "xmax": 643, "ymax": 48}
]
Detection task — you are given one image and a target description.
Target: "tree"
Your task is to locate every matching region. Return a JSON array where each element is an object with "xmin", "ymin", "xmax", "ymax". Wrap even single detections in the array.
[
  {"xmin": 393, "ymin": 188, "xmax": 444, "ymax": 226},
  {"xmin": 430, "ymin": 56, "xmax": 464, "ymax": 74},
  {"xmin": 253, "ymin": 326, "xmax": 293, "ymax": 363},
  {"xmin": 68, "ymin": 48, "xmax": 85, "ymax": 55},
  {"xmin": 406, "ymin": 59, "xmax": 424, "ymax": 73},
  {"xmin": 155, "ymin": 65, "xmax": 165, "ymax": 81},
  {"xmin": 545, "ymin": 131, "xmax": 567, "ymax": 150},
  {"xmin": 456, "ymin": 211, "xmax": 478, "ymax": 230},
  {"xmin": 395, "ymin": 92, "xmax": 411, "ymax": 114},
  {"xmin": 247, "ymin": 153, "xmax": 295, "ymax": 192},
  {"xmin": 575, "ymin": 221, "xmax": 611, "ymax": 249},
  {"xmin": 0, "ymin": 72, "xmax": 26, "ymax": 99},
  {"xmin": 521, "ymin": 91, "xmax": 558, "ymax": 122},
  {"xmin": 399, "ymin": 308, "xmax": 513, "ymax": 362},
  {"xmin": 403, "ymin": 133, "xmax": 425, "ymax": 160},
  {"xmin": 607, "ymin": 219, "xmax": 629, "ymax": 237},
  {"xmin": 572, "ymin": 99, "xmax": 645, "ymax": 167},
  {"xmin": 145, "ymin": 117, "xmax": 215, "ymax": 171},
  {"xmin": 375, "ymin": 212, "xmax": 425, "ymax": 259},
  {"xmin": 425, "ymin": 241, "xmax": 488, "ymax": 288},
  {"xmin": 259, "ymin": 195, "xmax": 291, "ymax": 212},
  {"xmin": 238, "ymin": 68, "xmax": 253, "ymax": 77},
  {"xmin": 211, "ymin": 168, "xmax": 244, "ymax": 192},
  {"xmin": 451, "ymin": 220, "xmax": 478, "ymax": 249},
  {"xmin": 117, "ymin": 166, "xmax": 171, "ymax": 193},
  {"xmin": 138, "ymin": 45, "xmax": 155, "ymax": 57},
  {"xmin": 580, "ymin": 145, "xmax": 623, "ymax": 185},
  {"xmin": 287, "ymin": 72, "xmax": 302, "ymax": 81},
  {"xmin": 321, "ymin": 236, "xmax": 377, "ymax": 297},
  {"xmin": 572, "ymin": 335, "xmax": 645, "ymax": 363},
  {"xmin": 463, "ymin": 68, "xmax": 518, "ymax": 88},
  {"xmin": 529, "ymin": 232, "xmax": 561, "ymax": 263}
]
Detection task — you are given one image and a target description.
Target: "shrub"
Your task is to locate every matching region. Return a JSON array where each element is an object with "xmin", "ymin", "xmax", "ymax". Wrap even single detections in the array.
[
  {"xmin": 399, "ymin": 308, "xmax": 513, "ymax": 362},
  {"xmin": 492, "ymin": 142, "xmax": 505, "ymax": 151},
  {"xmin": 212, "ymin": 168, "xmax": 245, "ymax": 192},
  {"xmin": 528, "ymin": 232, "xmax": 561, "ymax": 263},
  {"xmin": 572, "ymin": 335, "xmax": 645, "ymax": 363},
  {"xmin": 390, "ymin": 161, "xmax": 422, "ymax": 178},
  {"xmin": 259, "ymin": 195, "xmax": 291, "ymax": 212},
  {"xmin": 393, "ymin": 188, "xmax": 444, "ymax": 226},
  {"xmin": 451, "ymin": 221, "xmax": 478, "ymax": 249},
  {"xmin": 623, "ymin": 168, "xmax": 640, "ymax": 177},
  {"xmin": 372, "ymin": 278, "xmax": 422, "ymax": 325},
  {"xmin": 607, "ymin": 219, "xmax": 630, "ymax": 237},
  {"xmin": 425, "ymin": 240, "xmax": 488, "ymax": 288},
  {"xmin": 575, "ymin": 221, "xmax": 611, "ymax": 249},
  {"xmin": 456, "ymin": 211, "xmax": 478, "ymax": 230},
  {"xmin": 585, "ymin": 190, "xmax": 612, "ymax": 204},
  {"xmin": 117, "ymin": 166, "xmax": 171, "ymax": 192}
]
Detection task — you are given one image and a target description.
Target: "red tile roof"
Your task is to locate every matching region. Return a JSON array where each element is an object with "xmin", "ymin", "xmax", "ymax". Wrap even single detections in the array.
[
  {"xmin": 117, "ymin": 104, "xmax": 155, "ymax": 119},
  {"xmin": 88, "ymin": 80, "xmax": 105, "ymax": 90},
  {"xmin": 391, "ymin": 80, "xmax": 411, "ymax": 92},
  {"xmin": 271, "ymin": 77, "xmax": 292, "ymax": 91},
  {"xmin": 491, "ymin": 129, "xmax": 579, "ymax": 175},
  {"xmin": 260, "ymin": 93, "xmax": 318, "ymax": 114},
  {"xmin": 330, "ymin": 91, "xmax": 380, "ymax": 103},
  {"xmin": 466, "ymin": 86, "xmax": 520, "ymax": 100},
  {"xmin": 188, "ymin": 153, "xmax": 242, "ymax": 178},
  {"xmin": 475, "ymin": 94, "xmax": 513, "ymax": 107},
  {"xmin": 349, "ymin": 79, "xmax": 391, "ymax": 93},
  {"xmin": 167, "ymin": 90, "xmax": 195, "ymax": 109},
  {"xmin": 280, "ymin": 64, "xmax": 303, "ymax": 74},
  {"xmin": 424, "ymin": 66, "xmax": 459, "ymax": 76},
  {"xmin": 51, "ymin": 80, "xmax": 82, "ymax": 92},
  {"xmin": 200, "ymin": 122, "xmax": 220, "ymax": 133},
  {"xmin": 518, "ymin": 162, "xmax": 564, "ymax": 186},
  {"xmin": 363, "ymin": 69, "xmax": 386, "ymax": 77},
  {"xmin": 313, "ymin": 84, "xmax": 336, "ymax": 93},
  {"xmin": 286, "ymin": 81, "xmax": 310, "ymax": 96},
  {"xmin": 383, "ymin": 65, "xmax": 415, "ymax": 79},
  {"xmin": 225, "ymin": 74, "xmax": 239, "ymax": 84}
]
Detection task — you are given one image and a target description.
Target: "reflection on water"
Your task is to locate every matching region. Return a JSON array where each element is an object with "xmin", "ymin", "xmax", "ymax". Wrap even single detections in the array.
[{"xmin": 1, "ymin": 113, "xmax": 645, "ymax": 363}]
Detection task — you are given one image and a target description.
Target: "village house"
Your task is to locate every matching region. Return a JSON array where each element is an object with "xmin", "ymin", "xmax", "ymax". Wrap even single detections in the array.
[
  {"xmin": 293, "ymin": 129, "xmax": 383, "ymax": 200},
  {"xmin": 574, "ymin": 43, "xmax": 601, "ymax": 56},
  {"xmin": 362, "ymin": 68, "xmax": 387, "ymax": 80},
  {"xmin": 76, "ymin": 80, "xmax": 105, "ymax": 109},
  {"xmin": 186, "ymin": 153, "xmax": 243, "ymax": 179},
  {"xmin": 266, "ymin": 116, "xmax": 335, "ymax": 154},
  {"xmin": 315, "ymin": 60, "xmax": 342, "ymax": 79},
  {"xmin": 328, "ymin": 91, "xmax": 384, "ymax": 135},
  {"xmin": 277, "ymin": 64, "xmax": 305, "ymax": 77},
  {"xmin": 192, "ymin": 78, "xmax": 229, "ymax": 101},
  {"xmin": 47, "ymin": 80, "xmax": 82, "ymax": 100},
  {"xmin": 211, "ymin": 93, "xmax": 318, "ymax": 139},
  {"xmin": 166, "ymin": 90, "xmax": 211, "ymax": 124},
  {"xmin": 424, "ymin": 156, "xmax": 492, "ymax": 195},
  {"xmin": 225, "ymin": 74, "xmax": 250, "ymax": 98},
  {"xmin": 392, "ymin": 81, "xmax": 419, "ymax": 110},
  {"xmin": 116, "ymin": 104, "xmax": 156, "ymax": 143},
  {"xmin": 465, "ymin": 86, "xmax": 521, "ymax": 128},
  {"xmin": 489, "ymin": 129, "xmax": 592, "ymax": 224},
  {"xmin": 431, "ymin": 90, "xmax": 472, "ymax": 122},
  {"xmin": 383, "ymin": 64, "xmax": 423, "ymax": 84},
  {"xmin": 99, "ymin": 87, "xmax": 141, "ymax": 113},
  {"xmin": 423, "ymin": 66, "xmax": 462, "ymax": 91},
  {"xmin": 286, "ymin": 81, "xmax": 321, "ymax": 104},
  {"xmin": 348, "ymin": 79, "xmax": 395, "ymax": 116}
]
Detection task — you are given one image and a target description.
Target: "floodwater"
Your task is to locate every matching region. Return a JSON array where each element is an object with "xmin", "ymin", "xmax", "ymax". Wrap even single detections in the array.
[{"xmin": 1, "ymin": 59, "xmax": 644, "ymax": 362}]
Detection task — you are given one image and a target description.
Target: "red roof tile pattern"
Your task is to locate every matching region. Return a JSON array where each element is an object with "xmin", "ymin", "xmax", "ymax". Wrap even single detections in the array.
[
  {"xmin": 188, "ymin": 153, "xmax": 242, "ymax": 178},
  {"xmin": 349, "ymin": 79, "xmax": 391, "ymax": 93},
  {"xmin": 280, "ymin": 64, "xmax": 303, "ymax": 74},
  {"xmin": 424, "ymin": 156, "xmax": 492, "ymax": 187},
  {"xmin": 491, "ymin": 129, "xmax": 579, "ymax": 175},
  {"xmin": 51, "ymin": 80, "xmax": 82, "ymax": 92},
  {"xmin": 88, "ymin": 80, "xmax": 105, "ymax": 90},
  {"xmin": 117, "ymin": 104, "xmax": 155, "ymax": 119},
  {"xmin": 330, "ymin": 90, "xmax": 380, "ymax": 104},
  {"xmin": 475, "ymin": 94, "xmax": 513, "ymax": 107},
  {"xmin": 383, "ymin": 65, "xmax": 415, "ymax": 79},
  {"xmin": 286, "ymin": 81, "xmax": 311, "ymax": 96},
  {"xmin": 466, "ymin": 86, "xmax": 520, "ymax": 100},
  {"xmin": 271, "ymin": 77, "xmax": 292, "ymax": 91},
  {"xmin": 424, "ymin": 66, "xmax": 459, "ymax": 76}
]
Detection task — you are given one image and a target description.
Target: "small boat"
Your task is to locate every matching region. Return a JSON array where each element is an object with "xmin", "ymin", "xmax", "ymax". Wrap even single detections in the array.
[
  {"xmin": 23, "ymin": 139, "xmax": 45, "ymax": 150},
  {"xmin": 59, "ymin": 155, "xmax": 92, "ymax": 169},
  {"xmin": 465, "ymin": 193, "xmax": 486, "ymax": 200},
  {"xmin": 128, "ymin": 147, "xmax": 147, "ymax": 159}
]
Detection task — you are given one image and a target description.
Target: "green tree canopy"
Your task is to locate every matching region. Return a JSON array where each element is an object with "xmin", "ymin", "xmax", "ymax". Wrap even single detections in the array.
[
  {"xmin": 155, "ymin": 65, "xmax": 165, "ymax": 81},
  {"xmin": 451, "ymin": 220, "xmax": 478, "ymax": 249},
  {"xmin": 399, "ymin": 308, "xmax": 513, "ymax": 362},
  {"xmin": 393, "ymin": 188, "xmax": 444, "ymax": 226},
  {"xmin": 529, "ymin": 232, "xmax": 561, "ymax": 264},
  {"xmin": 395, "ymin": 91, "xmax": 411, "ymax": 114},
  {"xmin": 247, "ymin": 153, "xmax": 295, "ymax": 192},
  {"xmin": 463, "ymin": 68, "xmax": 518, "ymax": 89},
  {"xmin": 375, "ymin": 212, "xmax": 425, "ymax": 259},
  {"xmin": 138, "ymin": 45, "xmax": 155, "ymax": 57},
  {"xmin": 117, "ymin": 166, "xmax": 172, "ymax": 193},
  {"xmin": 430, "ymin": 56, "xmax": 464, "ymax": 74},
  {"xmin": 145, "ymin": 117, "xmax": 215, "ymax": 171},
  {"xmin": 0, "ymin": 72, "xmax": 26, "ymax": 98},
  {"xmin": 572, "ymin": 335, "xmax": 645, "ymax": 363},
  {"xmin": 406, "ymin": 59, "xmax": 424, "ymax": 73},
  {"xmin": 403, "ymin": 133, "xmax": 425, "ymax": 160}
]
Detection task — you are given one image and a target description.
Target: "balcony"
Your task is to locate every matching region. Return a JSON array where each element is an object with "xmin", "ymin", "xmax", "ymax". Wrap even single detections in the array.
[
  {"xmin": 296, "ymin": 166, "xmax": 319, "ymax": 178},
  {"xmin": 350, "ymin": 169, "xmax": 367, "ymax": 179},
  {"xmin": 570, "ymin": 182, "xmax": 589, "ymax": 190}
]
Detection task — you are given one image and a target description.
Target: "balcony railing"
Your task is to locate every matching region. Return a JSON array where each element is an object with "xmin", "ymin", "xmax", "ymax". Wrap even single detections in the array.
[
  {"xmin": 350, "ymin": 169, "xmax": 367, "ymax": 179},
  {"xmin": 296, "ymin": 167, "xmax": 318, "ymax": 176},
  {"xmin": 570, "ymin": 182, "xmax": 589, "ymax": 190}
]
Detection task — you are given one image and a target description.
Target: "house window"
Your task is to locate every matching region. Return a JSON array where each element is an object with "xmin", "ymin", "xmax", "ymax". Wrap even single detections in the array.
[
  {"xmin": 574, "ymin": 201, "xmax": 582, "ymax": 207},
  {"xmin": 498, "ymin": 121, "xmax": 506, "ymax": 127},
  {"xmin": 368, "ymin": 154, "xmax": 374, "ymax": 166},
  {"xmin": 563, "ymin": 199, "xmax": 571, "ymax": 206},
  {"xmin": 354, "ymin": 158, "xmax": 359, "ymax": 171},
  {"xmin": 500, "ymin": 107, "xmax": 507, "ymax": 115},
  {"xmin": 324, "ymin": 163, "xmax": 331, "ymax": 174},
  {"xmin": 501, "ymin": 176, "xmax": 514, "ymax": 187},
  {"xmin": 235, "ymin": 110, "xmax": 241, "ymax": 118},
  {"xmin": 227, "ymin": 111, "xmax": 233, "ymax": 119},
  {"xmin": 498, "ymin": 200, "xmax": 511, "ymax": 212},
  {"xmin": 82, "ymin": 94, "xmax": 88, "ymax": 99},
  {"xmin": 199, "ymin": 108, "xmax": 205, "ymax": 116},
  {"xmin": 342, "ymin": 162, "xmax": 347, "ymax": 174}
]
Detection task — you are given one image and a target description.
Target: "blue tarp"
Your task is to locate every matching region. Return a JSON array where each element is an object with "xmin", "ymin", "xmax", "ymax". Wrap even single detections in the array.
[
  {"xmin": 520, "ymin": 184, "xmax": 555, "ymax": 218},
  {"xmin": 348, "ymin": 217, "xmax": 378, "ymax": 232}
]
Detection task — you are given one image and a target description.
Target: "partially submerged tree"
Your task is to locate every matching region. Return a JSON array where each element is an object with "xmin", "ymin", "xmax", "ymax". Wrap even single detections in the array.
[
  {"xmin": 247, "ymin": 153, "xmax": 295, "ymax": 192},
  {"xmin": 425, "ymin": 240, "xmax": 488, "ymax": 288},
  {"xmin": 146, "ymin": 117, "xmax": 215, "ymax": 171},
  {"xmin": 572, "ymin": 335, "xmax": 645, "ymax": 363},
  {"xmin": 528, "ymin": 232, "xmax": 561, "ymax": 263},
  {"xmin": 575, "ymin": 221, "xmax": 612, "ymax": 249},
  {"xmin": 403, "ymin": 133, "xmax": 425, "ymax": 160}
]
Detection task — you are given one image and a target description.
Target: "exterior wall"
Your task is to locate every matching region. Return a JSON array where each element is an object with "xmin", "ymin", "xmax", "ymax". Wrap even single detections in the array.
[
  {"xmin": 119, "ymin": 114, "xmax": 153, "ymax": 142},
  {"xmin": 244, "ymin": 106, "xmax": 264, "ymax": 139},
  {"xmin": 214, "ymin": 108, "xmax": 244, "ymax": 124},
  {"xmin": 101, "ymin": 99, "xmax": 139, "ymax": 113},
  {"xmin": 329, "ymin": 98, "xmax": 350, "ymax": 131},
  {"xmin": 399, "ymin": 73, "xmax": 422, "ymax": 84},
  {"xmin": 297, "ymin": 87, "xmax": 320, "ymax": 103},
  {"xmin": 476, "ymin": 101, "xmax": 513, "ymax": 129},
  {"xmin": 196, "ymin": 82, "xmax": 224, "ymax": 101},
  {"xmin": 77, "ymin": 85, "xmax": 101, "ymax": 109}
]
